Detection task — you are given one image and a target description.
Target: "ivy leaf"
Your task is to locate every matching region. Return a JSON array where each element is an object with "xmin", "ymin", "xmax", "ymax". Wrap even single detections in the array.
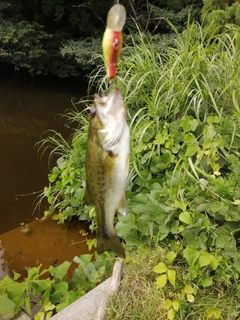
[
  {"xmin": 153, "ymin": 262, "xmax": 167, "ymax": 274},
  {"xmin": 167, "ymin": 269, "xmax": 176, "ymax": 288},
  {"xmin": 156, "ymin": 274, "xmax": 167, "ymax": 288}
]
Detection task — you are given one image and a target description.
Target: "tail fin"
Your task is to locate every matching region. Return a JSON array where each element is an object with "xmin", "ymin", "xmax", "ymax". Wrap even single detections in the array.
[{"xmin": 97, "ymin": 233, "xmax": 125, "ymax": 258}]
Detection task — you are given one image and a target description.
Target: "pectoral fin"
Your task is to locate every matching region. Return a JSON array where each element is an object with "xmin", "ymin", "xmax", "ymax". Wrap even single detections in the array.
[{"xmin": 117, "ymin": 193, "xmax": 128, "ymax": 218}]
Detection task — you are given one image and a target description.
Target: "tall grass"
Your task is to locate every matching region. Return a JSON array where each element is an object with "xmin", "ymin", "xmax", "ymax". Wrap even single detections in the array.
[{"xmin": 109, "ymin": 21, "xmax": 240, "ymax": 177}]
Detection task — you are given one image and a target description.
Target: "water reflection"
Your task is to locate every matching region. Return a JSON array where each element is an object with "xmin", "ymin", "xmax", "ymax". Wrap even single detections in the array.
[{"xmin": 0, "ymin": 74, "xmax": 86, "ymax": 234}]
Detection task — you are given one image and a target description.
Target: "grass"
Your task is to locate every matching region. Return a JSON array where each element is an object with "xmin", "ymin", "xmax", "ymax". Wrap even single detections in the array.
[
  {"xmin": 105, "ymin": 246, "xmax": 168, "ymax": 320},
  {"xmin": 105, "ymin": 246, "xmax": 240, "ymax": 320}
]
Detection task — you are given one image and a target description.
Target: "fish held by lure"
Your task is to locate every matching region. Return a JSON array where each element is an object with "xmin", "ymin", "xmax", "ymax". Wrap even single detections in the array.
[
  {"xmin": 85, "ymin": 89, "xmax": 129, "ymax": 258},
  {"xmin": 102, "ymin": 4, "xmax": 126, "ymax": 79}
]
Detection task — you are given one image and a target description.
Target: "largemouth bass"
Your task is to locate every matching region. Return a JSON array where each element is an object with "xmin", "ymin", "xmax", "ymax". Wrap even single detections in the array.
[{"xmin": 85, "ymin": 89, "xmax": 129, "ymax": 258}]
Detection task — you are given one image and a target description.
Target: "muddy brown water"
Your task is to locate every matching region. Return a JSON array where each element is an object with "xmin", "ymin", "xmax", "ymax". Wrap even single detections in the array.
[
  {"xmin": 0, "ymin": 218, "xmax": 95, "ymax": 280},
  {"xmin": 0, "ymin": 74, "xmax": 93, "ymax": 278}
]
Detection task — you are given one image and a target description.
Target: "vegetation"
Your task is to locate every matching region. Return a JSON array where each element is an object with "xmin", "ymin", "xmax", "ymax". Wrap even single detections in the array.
[{"xmin": 0, "ymin": 253, "xmax": 114, "ymax": 319}]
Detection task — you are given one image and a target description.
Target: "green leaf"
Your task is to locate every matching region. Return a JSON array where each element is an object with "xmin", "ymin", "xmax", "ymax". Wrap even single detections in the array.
[
  {"xmin": 185, "ymin": 143, "xmax": 199, "ymax": 156},
  {"xmin": 174, "ymin": 201, "xmax": 186, "ymax": 211},
  {"xmin": 207, "ymin": 116, "xmax": 219, "ymax": 124},
  {"xmin": 49, "ymin": 261, "xmax": 71, "ymax": 281},
  {"xmin": 187, "ymin": 294, "xmax": 195, "ymax": 302},
  {"xmin": 167, "ymin": 308, "xmax": 175, "ymax": 320},
  {"xmin": 167, "ymin": 269, "xmax": 176, "ymax": 288},
  {"xmin": 44, "ymin": 302, "xmax": 55, "ymax": 312},
  {"xmin": 156, "ymin": 274, "xmax": 167, "ymax": 288},
  {"xmin": 183, "ymin": 285, "xmax": 194, "ymax": 294},
  {"xmin": 32, "ymin": 279, "xmax": 55, "ymax": 292},
  {"xmin": 210, "ymin": 255, "xmax": 220, "ymax": 271},
  {"xmin": 199, "ymin": 251, "xmax": 212, "ymax": 267},
  {"xmin": 153, "ymin": 262, "xmax": 167, "ymax": 274},
  {"xmin": 206, "ymin": 307, "xmax": 221, "ymax": 319},
  {"xmin": 115, "ymin": 221, "xmax": 136, "ymax": 237},
  {"xmin": 13, "ymin": 271, "xmax": 21, "ymax": 281},
  {"xmin": 179, "ymin": 211, "xmax": 192, "ymax": 225},
  {"xmin": 154, "ymin": 132, "xmax": 166, "ymax": 145},
  {"xmin": 183, "ymin": 245, "xmax": 200, "ymax": 265},
  {"xmin": 166, "ymin": 251, "xmax": 177, "ymax": 263},
  {"xmin": 199, "ymin": 277, "xmax": 213, "ymax": 288},
  {"xmin": 180, "ymin": 116, "xmax": 198, "ymax": 132},
  {"xmin": 172, "ymin": 300, "xmax": 180, "ymax": 311},
  {"xmin": 163, "ymin": 299, "xmax": 172, "ymax": 309},
  {"xmin": 203, "ymin": 138, "xmax": 213, "ymax": 149},
  {"xmin": 0, "ymin": 295, "xmax": 16, "ymax": 314}
]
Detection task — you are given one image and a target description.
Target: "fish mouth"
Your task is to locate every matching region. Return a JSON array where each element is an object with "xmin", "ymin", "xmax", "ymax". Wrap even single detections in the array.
[{"xmin": 94, "ymin": 88, "xmax": 121, "ymax": 102}]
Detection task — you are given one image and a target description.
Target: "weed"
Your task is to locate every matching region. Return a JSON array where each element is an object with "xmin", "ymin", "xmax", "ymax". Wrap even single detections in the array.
[{"xmin": 20, "ymin": 223, "xmax": 30, "ymax": 234}]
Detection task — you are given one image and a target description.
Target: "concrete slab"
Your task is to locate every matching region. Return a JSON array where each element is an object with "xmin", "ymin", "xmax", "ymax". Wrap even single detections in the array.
[
  {"xmin": 51, "ymin": 258, "xmax": 123, "ymax": 320},
  {"xmin": 50, "ymin": 277, "xmax": 112, "ymax": 320}
]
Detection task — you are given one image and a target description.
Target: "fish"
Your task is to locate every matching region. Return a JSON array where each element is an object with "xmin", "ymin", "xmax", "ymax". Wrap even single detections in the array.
[
  {"xmin": 85, "ymin": 88, "xmax": 129, "ymax": 258},
  {"xmin": 102, "ymin": 4, "xmax": 126, "ymax": 79}
]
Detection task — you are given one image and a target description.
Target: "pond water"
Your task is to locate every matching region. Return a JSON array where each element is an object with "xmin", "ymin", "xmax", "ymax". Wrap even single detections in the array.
[
  {"xmin": 0, "ymin": 74, "xmax": 94, "ymax": 279},
  {"xmin": 0, "ymin": 74, "xmax": 86, "ymax": 235}
]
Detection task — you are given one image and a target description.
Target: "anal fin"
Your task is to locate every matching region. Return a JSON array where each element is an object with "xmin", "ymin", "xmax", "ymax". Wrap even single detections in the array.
[{"xmin": 117, "ymin": 193, "xmax": 128, "ymax": 218}]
